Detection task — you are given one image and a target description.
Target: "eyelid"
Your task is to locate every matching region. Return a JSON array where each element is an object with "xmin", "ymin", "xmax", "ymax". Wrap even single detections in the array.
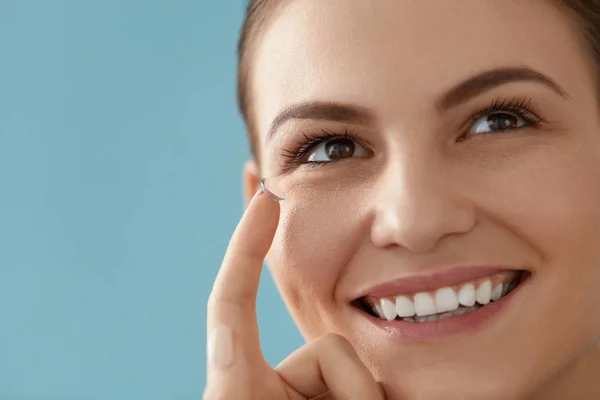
[
  {"xmin": 280, "ymin": 128, "xmax": 372, "ymax": 171},
  {"xmin": 292, "ymin": 129, "xmax": 370, "ymax": 157},
  {"xmin": 458, "ymin": 96, "xmax": 545, "ymax": 133}
]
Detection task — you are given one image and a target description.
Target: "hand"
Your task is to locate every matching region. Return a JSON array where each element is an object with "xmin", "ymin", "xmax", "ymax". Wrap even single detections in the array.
[{"xmin": 203, "ymin": 190, "xmax": 385, "ymax": 400}]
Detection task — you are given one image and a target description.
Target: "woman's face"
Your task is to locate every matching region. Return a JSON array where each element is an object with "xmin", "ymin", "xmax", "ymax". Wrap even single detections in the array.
[{"xmin": 245, "ymin": 0, "xmax": 600, "ymax": 398}]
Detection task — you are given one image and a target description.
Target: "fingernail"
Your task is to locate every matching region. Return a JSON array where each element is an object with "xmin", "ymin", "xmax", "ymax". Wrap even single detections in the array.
[{"xmin": 207, "ymin": 325, "xmax": 233, "ymax": 370}]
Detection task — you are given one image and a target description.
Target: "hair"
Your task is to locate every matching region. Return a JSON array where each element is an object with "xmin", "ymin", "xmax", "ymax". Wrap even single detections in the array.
[{"xmin": 237, "ymin": 0, "xmax": 600, "ymax": 162}]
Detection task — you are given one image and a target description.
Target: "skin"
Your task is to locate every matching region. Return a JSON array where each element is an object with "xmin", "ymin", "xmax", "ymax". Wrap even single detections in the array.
[{"xmin": 206, "ymin": 0, "xmax": 600, "ymax": 399}]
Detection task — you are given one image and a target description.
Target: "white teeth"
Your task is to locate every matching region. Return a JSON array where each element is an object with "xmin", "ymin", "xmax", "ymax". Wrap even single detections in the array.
[
  {"xmin": 491, "ymin": 284, "xmax": 503, "ymax": 301},
  {"xmin": 414, "ymin": 293, "xmax": 437, "ymax": 316},
  {"xmin": 435, "ymin": 287, "xmax": 459, "ymax": 313},
  {"xmin": 477, "ymin": 280, "xmax": 492, "ymax": 305},
  {"xmin": 458, "ymin": 283, "xmax": 476, "ymax": 307},
  {"xmin": 365, "ymin": 274, "xmax": 520, "ymax": 322},
  {"xmin": 396, "ymin": 295, "xmax": 416, "ymax": 317},
  {"xmin": 380, "ymin": 298, "xmax": 397, "ymax": 321}
]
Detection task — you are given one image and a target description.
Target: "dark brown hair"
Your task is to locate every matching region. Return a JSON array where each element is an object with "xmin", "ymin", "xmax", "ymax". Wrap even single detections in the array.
[{"xmin": 237, "ymin": 0, "xmax": 600, "ymax": 162}]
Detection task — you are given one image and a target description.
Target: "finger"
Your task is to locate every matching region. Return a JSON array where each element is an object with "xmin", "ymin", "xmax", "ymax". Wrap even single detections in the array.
[
  {"xmin": 204, "ymin": 190, "xmax": 280, "ymax": 396},
  {"xmin": 276, "ymin": 334, "xmax": 385, "ymax": 400}
]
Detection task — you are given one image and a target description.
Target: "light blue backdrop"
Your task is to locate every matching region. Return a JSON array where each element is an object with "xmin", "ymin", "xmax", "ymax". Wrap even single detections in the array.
[{"xmin": 0, "ymin": 1, "xmax": 303, "ymax": 399}]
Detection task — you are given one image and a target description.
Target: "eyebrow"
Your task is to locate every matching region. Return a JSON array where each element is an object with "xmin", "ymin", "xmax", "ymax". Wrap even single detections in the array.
[
  {"xmin": 438, "ymin": 66, "xmax": 569, "ymax": 110},
  {"xmin": 266, "ymin": 67, "xmax": 569, "ymax": 142},
  {"xmin": 266, "ymin": 101, "xmax": 376, "ymax": 142}
]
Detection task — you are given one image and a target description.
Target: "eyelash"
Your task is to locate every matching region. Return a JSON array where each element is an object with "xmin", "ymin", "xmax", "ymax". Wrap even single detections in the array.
[
  {"xmin": 461, "ymin": 96, "xmax": 546, "ymax": 140},
  {"xmin": 280, "ymin": 96, "xmax": 546, "ymax": 169},
  {"xmin": 281, "ymin": 129, "xmax": 358, "ymax": 169}
]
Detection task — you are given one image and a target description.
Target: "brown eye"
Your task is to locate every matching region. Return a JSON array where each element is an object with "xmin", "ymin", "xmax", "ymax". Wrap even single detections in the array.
[
  {"xmin": 470, "ymin": 112, "xmax": 526, "ymax": 135},
  {"xmin": 325, "ymin": 138, "xmax": 355, "ymax": 160},
  {"xmin": 486, "ymin": 113, "xmax": 519, "ymax": 131},
  {"xmin": 307, "ymin": 137, "xmax": 368, "ymax": 162}
]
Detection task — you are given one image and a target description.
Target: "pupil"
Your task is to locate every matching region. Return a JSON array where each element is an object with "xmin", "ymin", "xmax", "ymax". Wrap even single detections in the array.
[
  {"xmin": 326, "ymin": 139, "xmax": 355, "ymax": 159},
  {"xmin": 489, "ymin": 113, "xmax": 517, "ymax": 131}
]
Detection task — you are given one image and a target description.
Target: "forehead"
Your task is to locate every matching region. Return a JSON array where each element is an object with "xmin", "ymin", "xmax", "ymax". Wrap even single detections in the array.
[{"xmin": 250, "ymin": 0, "xmax": 591, "ymax": 139}]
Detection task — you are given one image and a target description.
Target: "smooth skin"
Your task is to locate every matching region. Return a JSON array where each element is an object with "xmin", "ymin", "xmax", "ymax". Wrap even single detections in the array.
[{"xmin": 204, "ymin": 191, "xmax": 384, "ymax": 400}]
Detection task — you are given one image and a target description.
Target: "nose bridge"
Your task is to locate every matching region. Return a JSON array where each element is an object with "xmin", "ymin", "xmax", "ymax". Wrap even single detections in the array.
[{"xmin": 370, "ymin": 148, "xmax": 476, "ymax": 253}]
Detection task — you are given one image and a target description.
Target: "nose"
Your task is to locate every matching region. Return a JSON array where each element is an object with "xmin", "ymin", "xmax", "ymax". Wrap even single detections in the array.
[{"xmin": 370, "ymin": 158, "xmax": 476, "ymax": 253}]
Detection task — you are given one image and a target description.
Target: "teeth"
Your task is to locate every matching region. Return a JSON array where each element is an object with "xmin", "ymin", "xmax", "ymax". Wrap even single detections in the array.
[
  {"xmin": 363, "ymin": 273, "xmax": 524, "ymax": 322},
  {"xmin": 414, "ymin": 293, "xmax": 437, "ymax": 316},
  {"xmin": 380, "ymin": 298, "xmax": 397, "ymax": 321},
  {"xmin": 435, "ymin": 287, "xmax": 459, "ymax": 313},
  {"xmin": 458, "ymin": 283, "xmax": 476, "ymax": 307},
  {"xmin": 491, "ymin": 284, "xmax": 503, "ymax": 301},
  {"xmin": 476, "ymin": 280, "xmax": 492, "ymax": 305},
  {"xmin": 396, "ymin": 295, "xmax": 416, "ymax": 317}
]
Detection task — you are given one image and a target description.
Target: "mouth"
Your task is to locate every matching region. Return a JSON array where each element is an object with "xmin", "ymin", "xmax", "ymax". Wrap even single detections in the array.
[{"xmin": 352, "ymin": 269, "xmax": 530, "ymax": 338}]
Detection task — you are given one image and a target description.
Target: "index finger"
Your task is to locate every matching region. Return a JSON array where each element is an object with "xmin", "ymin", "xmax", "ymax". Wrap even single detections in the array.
[{"xmin": 206, "ymin": 189, "xmax": 280, "ymax": 364}]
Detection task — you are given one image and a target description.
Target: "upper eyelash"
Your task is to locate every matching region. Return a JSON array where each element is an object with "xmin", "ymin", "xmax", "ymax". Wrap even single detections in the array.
[
  {"xmin": 468, "ymin": 96, "xmax": 546, "ymax": 127},
  {"xmin": 280, "ymin": 128, "xmax": 357, "ymax": 168}
]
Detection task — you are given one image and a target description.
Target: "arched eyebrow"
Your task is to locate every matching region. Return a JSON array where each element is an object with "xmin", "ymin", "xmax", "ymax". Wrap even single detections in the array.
[
  {"xmin": 437, "ymin": 66, "xmax": 569, "ymax": 111},
  {"xmin": 266, "ymin": 66, "xmax": 570, "ymax": 143},
  {"xmin": 266, "ymin": 101, "xmax": 375, "ymax": 142}
]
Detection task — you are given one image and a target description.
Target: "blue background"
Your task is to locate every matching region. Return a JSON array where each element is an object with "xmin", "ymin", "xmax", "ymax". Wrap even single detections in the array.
[{"xmin": 0, "ymin": 1, "xmax": 303, "ymax": 399}]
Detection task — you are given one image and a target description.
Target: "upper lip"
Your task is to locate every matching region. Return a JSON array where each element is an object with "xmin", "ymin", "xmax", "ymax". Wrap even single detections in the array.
[{"xmin": 353, "ymin": 266, "xmax": 525, "ymax": 300}]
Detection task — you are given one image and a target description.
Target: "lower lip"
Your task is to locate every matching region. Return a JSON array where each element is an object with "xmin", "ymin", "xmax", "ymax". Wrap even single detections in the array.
[{"xmin": 361, "ymin": 277, "xmax": 526, "ymax": 341}]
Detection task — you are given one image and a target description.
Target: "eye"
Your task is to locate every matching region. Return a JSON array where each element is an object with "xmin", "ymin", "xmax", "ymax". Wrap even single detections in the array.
[
  {"xmin": 470, "ymin": 112, "xmax": 527, "ymax": 135},
  {"xmin": 307, "ymin": 137, "xmax": 368, "ymax": 162}
]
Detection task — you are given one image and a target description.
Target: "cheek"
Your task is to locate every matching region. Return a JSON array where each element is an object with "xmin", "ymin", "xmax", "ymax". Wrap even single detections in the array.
[
  {"xmin": 504, "ymin": 143, "xmax": 600, "ymax": 269},
  {"xmin": 484, "ymin": 138, "xmax": 600, "ymax": 342},
  {"xmin": 265, "ymin": 192, "xmax": 368, "ymax": 336}
]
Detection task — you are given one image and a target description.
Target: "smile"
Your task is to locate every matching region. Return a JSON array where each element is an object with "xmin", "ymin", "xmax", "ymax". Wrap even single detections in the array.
[{"xmin": 352, "ymin": 267, "xmax": 530, "ymax": 339}]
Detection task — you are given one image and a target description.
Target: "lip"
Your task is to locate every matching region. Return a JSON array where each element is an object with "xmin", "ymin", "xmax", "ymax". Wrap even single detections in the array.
[
  {"xmin": 358, "ymin": 271, "xmax": 529, "ymax": 341},
  {"xmin": 353, "ymin": 266, "xmax": 524, "ymax": 299}
]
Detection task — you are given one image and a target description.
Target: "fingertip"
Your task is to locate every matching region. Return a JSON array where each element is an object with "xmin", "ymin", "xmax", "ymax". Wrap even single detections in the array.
[
  {"xmin": 251, "ymin": 188, "xmax": 263, "ymax": 202},
  {"xmin": 247, "ymin": 184, "xmax": 280, "ymax": 225},
  {"xmin": 242, "ymin": 188, "xmax": 280, "ymax": 257},
  {"xmin": 224, "ymin": 180, "xmax": 280, "ymax": 270}
]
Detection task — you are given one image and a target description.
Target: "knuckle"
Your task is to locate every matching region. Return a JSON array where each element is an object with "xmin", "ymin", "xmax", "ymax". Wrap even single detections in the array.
[{"xmin": 207, "ymin": 292, "xmax": 257, "ymax": 313}]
